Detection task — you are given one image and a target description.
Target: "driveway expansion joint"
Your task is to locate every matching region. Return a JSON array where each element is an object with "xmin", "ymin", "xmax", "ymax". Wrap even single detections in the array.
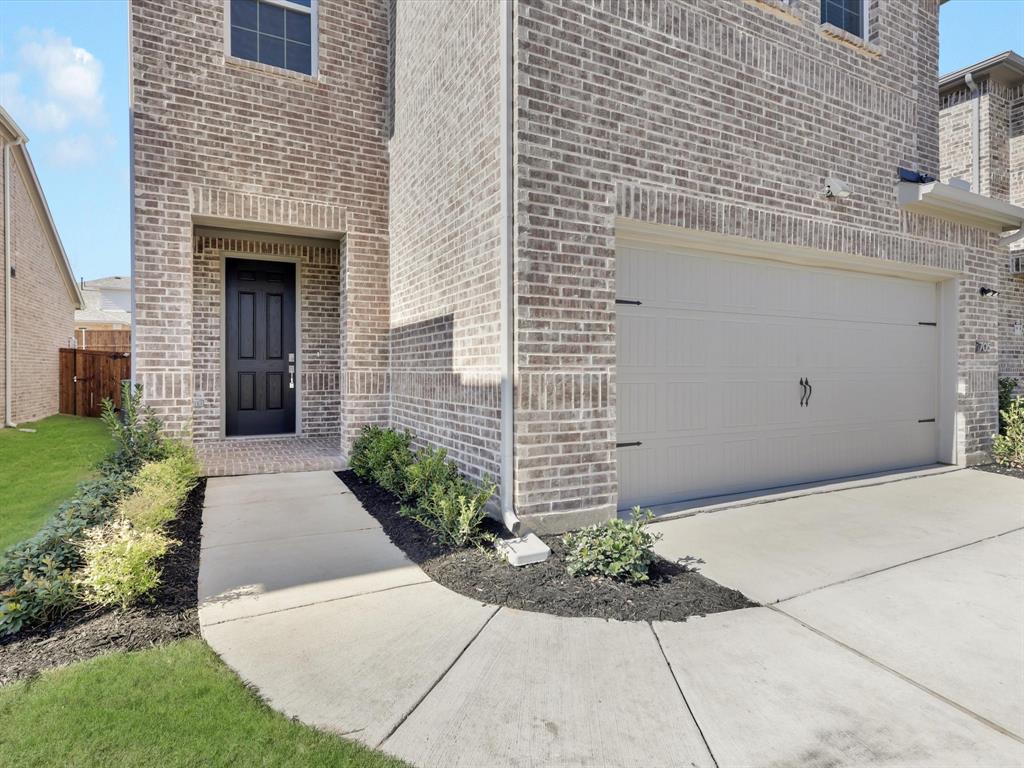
[
  {"xmin": 775, "ymin": 524, "xmax": 1024, "ymax": 604},
  {"xmin": 769, "ymin": 605, "xmax": 1024, "ymax": 744},
  {"xmin": 649, "ymin": 621, "xmax": 720, "ymax": 768}
]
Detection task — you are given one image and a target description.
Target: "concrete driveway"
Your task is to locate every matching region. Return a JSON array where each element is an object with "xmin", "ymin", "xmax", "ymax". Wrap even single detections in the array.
[
  {"xmin": 652, "ymin": 469, "xmax": 1024, "ymax": 742},
  {"xmin": 199, "ymin": 469, "xmax": 1024, "ymax": 767}
]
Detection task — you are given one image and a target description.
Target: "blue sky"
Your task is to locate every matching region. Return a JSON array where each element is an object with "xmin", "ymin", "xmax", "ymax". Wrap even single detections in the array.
[{"xmin": 0, "ymin": 0, "xmax": 1021, "ymax": 281}]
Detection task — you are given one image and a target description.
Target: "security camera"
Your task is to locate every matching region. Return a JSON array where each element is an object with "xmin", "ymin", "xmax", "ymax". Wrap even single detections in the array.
[{"xmin": 824, "ymin": 177, "xmax": 851, "ymax": 199}]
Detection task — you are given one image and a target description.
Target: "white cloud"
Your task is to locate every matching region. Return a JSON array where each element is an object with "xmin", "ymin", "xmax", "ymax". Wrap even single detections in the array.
[
  {"xmin": 50, "ymin": 135, "xmax": 97, "ymax": 168},
  {"xmin": 0, "ymin": 29, "xmax": 104, "ymax": 135},
  {"xmin": 20, "ymin": 30, "xmax": 104, "ymax": 122}
]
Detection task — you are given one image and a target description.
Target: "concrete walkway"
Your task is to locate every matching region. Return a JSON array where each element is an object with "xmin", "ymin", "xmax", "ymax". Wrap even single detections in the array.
[{"xmin": 199, "ymin": 470, "xmax": 1024, "ymax": 767}]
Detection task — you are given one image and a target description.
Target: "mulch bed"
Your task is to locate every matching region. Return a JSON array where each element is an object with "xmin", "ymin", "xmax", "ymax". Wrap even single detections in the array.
[
  {"xmin": 336, "ymin": 470, "xmax": 755, "ymax": 622},
  {"xmin": 973, "ymin": 463, "xmax": 1024, "ymax": 480},
  {"xmin": 0, "ymin": 480, "xmax": 206, "ymax": 685}
]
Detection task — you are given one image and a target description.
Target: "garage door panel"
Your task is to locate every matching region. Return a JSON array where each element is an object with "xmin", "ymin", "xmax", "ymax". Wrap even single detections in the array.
[{"xmin": 616, "ymin": 244, "xmax": 941, "ymax": 511}]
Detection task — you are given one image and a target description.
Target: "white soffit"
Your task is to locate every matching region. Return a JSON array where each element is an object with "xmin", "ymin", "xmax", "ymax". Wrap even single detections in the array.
[{"xmin": 897, "ymin": 181, "xmax": 1024, "ymax": 233}]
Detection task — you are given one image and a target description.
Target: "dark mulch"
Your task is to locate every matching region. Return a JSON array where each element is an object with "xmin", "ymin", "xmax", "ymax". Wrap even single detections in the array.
[
  {"xmin": 336, "ymin": 470, "xmax": 755, "ymax": 622},
  {"xmin": 973, "ymin": 463, "xmax": 1024, "ymax": 480},
  {"xmin": 0, "ymin": 480, "xmax": 206, "ymax": 685}
]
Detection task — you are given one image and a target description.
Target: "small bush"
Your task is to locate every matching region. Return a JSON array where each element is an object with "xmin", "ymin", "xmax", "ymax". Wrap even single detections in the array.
[
  {"xmin": 0, "ymin": 557, "xmax": 76, "ymax": 636},
  {"xmin": 993, "ymin": 395, "xmax": 1024, "ymax": 469},
  {"xmin": 400, "ymin": 476, "xmax": 496, "ymax": 548},
  {"xmin": 402, "ymin": 446, "xmax": 460, "ymax": 502},
  {"xmin": 999, "ymin": 378, "xmax": 1019, "ymax": 435},
  {"xmin": 100, "ymin": 382, "xmax": 167, "ymax": 475},
  {"xmin": 350, "ymin": 425, "xmax": 414, "ymax": 497},
  {"xmin": 119, "ymin": 443, "xmax": 200, "ymax": 533},
  {"xmin": 563, "ymin": 507, "xmax": 662, "ymax": 584},
  {"xmin": 76, "ymin": 520, "xmax": 174, "ymax": 608}
]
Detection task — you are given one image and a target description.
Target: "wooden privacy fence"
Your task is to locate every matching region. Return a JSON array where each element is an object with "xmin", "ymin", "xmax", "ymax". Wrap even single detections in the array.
[
  {"xmin": 75, "ymin": 328, "xmax": 131, "ymax": 353},
  {"xmin": 59, "ymin": 348, "xmax": 131, "ymax": 418}
]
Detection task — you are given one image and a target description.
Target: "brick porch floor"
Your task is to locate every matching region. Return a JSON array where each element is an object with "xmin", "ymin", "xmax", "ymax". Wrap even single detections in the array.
[{"xmin": 195, "ymin": 437, "xmax": 347, "ymax": 477}]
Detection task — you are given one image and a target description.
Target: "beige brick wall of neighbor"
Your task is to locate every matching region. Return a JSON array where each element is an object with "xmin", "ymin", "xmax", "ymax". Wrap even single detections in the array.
[
  {"xmin": 388, "ymin": 0, "xmax": 504, "ymax": 485},
  {"xmin": 131, "ymin": 0, "xmax": 390, "ymax": 447},
  {"xmin": 512, "ymin": 0, "xmax": 1005, "ymax": 530},
  {"xmin": 0, "ymin": 148, "xmax": 5, "ymax": 425},
  {"xmin": 5, "ymin": 159, "xmax": 76, "ymax": 424},
  {"xmin": 941, "ymin": 81, "xmax": 1024, "ymax": 391}
]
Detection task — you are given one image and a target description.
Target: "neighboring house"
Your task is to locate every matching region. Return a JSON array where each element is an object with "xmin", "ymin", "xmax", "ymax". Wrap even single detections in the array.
[
  {"xmin": 0, "ymin": 106, "xmax": 84, "ymax": 427},
  {"xmin": 939, "ymin": 51, "xmax": 1024, "ymax": 391},
  {"xmin": 75, "ymin": 276, "xmax": 132, "ymax": 351},
  {"xmin": 131, "ymin": 0, "xmax": 1023, "ymax": 533}
]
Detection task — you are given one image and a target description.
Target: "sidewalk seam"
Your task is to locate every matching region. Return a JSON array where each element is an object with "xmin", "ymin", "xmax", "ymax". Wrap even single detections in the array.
[
  {"xmin": 376, "ymin": 605, "xmax": 502, "ymax": 750},
  {"xmin": 649, "ymin": 622, "xmax": 720, "ymax": 768},
  {"xmin": 199, "ymin": 578, "xmax": 433, "ymax": 628},
  {"xmin": 775, "ymin": 525, "xmax": 1024, "ymax": 604},
  {"xmin": 770, "ymin": 605, "xmax": 1024, "ymax": 745}
]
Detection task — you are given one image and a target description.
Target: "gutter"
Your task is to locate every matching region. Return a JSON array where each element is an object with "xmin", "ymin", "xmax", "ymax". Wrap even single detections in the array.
[{"xmin": 965, "ymin": 73, "xmax": 981, "ymax": 194}]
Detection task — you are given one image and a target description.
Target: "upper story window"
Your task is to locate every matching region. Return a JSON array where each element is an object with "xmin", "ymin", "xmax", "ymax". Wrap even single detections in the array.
[
  {"xmin": 821, "ymin": 0, "xmax": 866, "ymax": 38},
  {"xmin": 229, "ymin": 0, "xmax": 316, "ymax": 76}
]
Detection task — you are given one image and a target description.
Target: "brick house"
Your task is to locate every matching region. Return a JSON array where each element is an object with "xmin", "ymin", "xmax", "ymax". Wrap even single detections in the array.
[
  {"xmin": 131, "ymin": 0, "xmax": 1023, "ymax": 533},
  {"xmin": 939, "ymin": 51, "xmax": 1024, "ymax": 392},
  {"xmin": 0, "ymin": 106, "xmax": 84, "ymax": 427}
]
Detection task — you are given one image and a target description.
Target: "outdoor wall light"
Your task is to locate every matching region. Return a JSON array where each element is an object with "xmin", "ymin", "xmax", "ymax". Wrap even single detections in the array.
[
  {"xmin": 824, "ymin": 177, "xmax": 852, "ymax": 199},
  {"xmin": 980, "ymin": 287, "xmax": 1000, "ymax": 297}
]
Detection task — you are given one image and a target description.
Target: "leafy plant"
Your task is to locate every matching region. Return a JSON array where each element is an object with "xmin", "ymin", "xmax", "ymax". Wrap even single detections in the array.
[
  {"xmin": 993, "ymin": 395, "xmax": 1024, "ymax": 469},
  {"xmin": 76, "ymin": 520, "xmax": 174, "ymax": 608},
  {"xmin": 118, "ymin": 443, "xmax": 200, "ymax": 533},
  {"xmin": 400, "ymin": 476, "xmax": 496, "ymax": 548},
  {"xmin": 349, "ymin": 425, "xmax": 413, "ymax": 497},
  {"xmin": 0, "ymin": 557, "xmax": 76, "ymax": 636},
  {"xmin": 402, "ymin": 446, "xmax": 460, "ymax": 502},
  {"xmin": 999, "ymin": 378, "xmax": 1019, "ymax": 435},
  {"xmin": 562, "ymin": 507, "xmax": 662, "ymax": 584},
  {"xmin": 100, "ymin": 382, "xmax": 166, "ymax": 475}
]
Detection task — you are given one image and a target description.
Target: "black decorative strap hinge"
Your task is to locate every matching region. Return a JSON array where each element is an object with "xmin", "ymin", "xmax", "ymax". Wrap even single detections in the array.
[
  {"xmin": 616, "ymin": 441, "xmax": 642, "ymax": 448},
  {"xmin": 615, "ymin": 299, "xmax": 642, "ymax": 306}
]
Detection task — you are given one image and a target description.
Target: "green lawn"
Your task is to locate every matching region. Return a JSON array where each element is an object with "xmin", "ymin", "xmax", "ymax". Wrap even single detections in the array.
[
  {"xmin": 0, "ymin": 415, "xmax": 113, "ymax": 552},
  {"xmin": 0, "ymin": 638, "xmax": 409, "ymax": 768}
]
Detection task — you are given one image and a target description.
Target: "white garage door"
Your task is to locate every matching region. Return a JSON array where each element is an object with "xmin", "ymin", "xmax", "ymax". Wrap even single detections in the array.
[{"xmin": 616, "ymin": 243, "xmax": 941, "ymax": 511}]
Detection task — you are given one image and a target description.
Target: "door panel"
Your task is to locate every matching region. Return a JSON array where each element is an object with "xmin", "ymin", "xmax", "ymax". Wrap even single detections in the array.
[
  {"xmin": 616, "ymin": 245, "xmax": 940, "ymax": 511},
  {"xmin": 225, "ymin": 259, "xmax": 296, "ymax": 436}
]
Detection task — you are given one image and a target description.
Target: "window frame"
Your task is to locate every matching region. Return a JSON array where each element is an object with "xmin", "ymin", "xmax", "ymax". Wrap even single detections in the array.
[
  {"xmin": 224, "ymin": 0, "xmax": 319, "ymax": 78},
  {"xmin": 821, "ymin": 0, "xmax": 870, "ymax": 40}
]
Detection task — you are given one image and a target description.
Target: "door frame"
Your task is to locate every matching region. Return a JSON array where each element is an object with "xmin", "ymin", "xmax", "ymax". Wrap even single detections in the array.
[
  {"xmin": 219, "ymin": 252, "xmax": 303, "ymax": 438},
  {"xmin": 613, "ymin": 219, "xmax": 963, "ymax": 509}
]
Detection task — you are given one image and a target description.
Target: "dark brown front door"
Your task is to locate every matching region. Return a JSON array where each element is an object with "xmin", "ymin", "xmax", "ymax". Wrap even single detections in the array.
[{"xmin": 225, "ymin": 258, "xmax": 296, "ymax": 436}]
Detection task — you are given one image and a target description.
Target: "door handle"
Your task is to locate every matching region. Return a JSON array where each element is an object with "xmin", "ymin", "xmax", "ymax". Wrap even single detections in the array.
[
  {"xmin": 805, "ymin": 378, "xmax": 812, "ymax": 406},
  {"xmin": 799, "ymin": 377, "xmax": 808, "ymax": 407}
]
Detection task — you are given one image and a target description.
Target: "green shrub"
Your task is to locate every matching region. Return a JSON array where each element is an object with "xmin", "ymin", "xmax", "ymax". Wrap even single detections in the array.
[
  {"xmin": 993, "ymin": 395, "xmax": 1024, "ymax": 469},
  {"xmin": 562, "ymin": 507, "xmax": 662, "ymax": 584},
  {"xmin": 400, "ymin": 475, "xmax": 496, "ymax": 548},
  {"xmin": 402, "ymin": 446, "xmax": 459, "ymax": 501},
  {"xmin": 119, "ymin": 443, "xmax": 200, "ymax": 533},
  {"xmin": 349, "ymin": 425, "xmax": 413, "ymax": 497},
  {"xmin": 0, "ymin": 557, "xmax": 76, "ymax": 636},
  {"xmin": 100, "ymin": 382, "xmax": 167, "ymax": 475},
  {"xmin": 76, "ymin": 520, "xmax": 174, "ymax": 608},
  {"xmin": 999, "ymin": 378, "xmax": 1019, "ymax": 435}
]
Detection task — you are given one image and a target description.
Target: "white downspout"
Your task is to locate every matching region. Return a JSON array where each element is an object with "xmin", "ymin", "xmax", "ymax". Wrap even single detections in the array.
[
  {"xmin": 499, "ymin": 0, "xmax": 518, "ymax": 534},
  {"xmin": 3, "ymin": 140, "xmax": 18, "ymax": 428},
  {"xmin": 965, "ymin": 73, "xmax": 981, "ymax": 194},
  {"xmin": 497, "ymin": 0, "xmax": 549, "ymax": 565}
]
